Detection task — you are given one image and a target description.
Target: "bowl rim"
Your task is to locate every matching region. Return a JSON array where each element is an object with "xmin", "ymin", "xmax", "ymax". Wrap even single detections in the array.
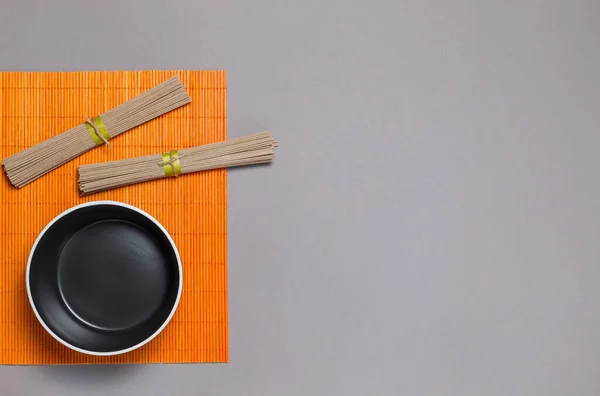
[{"xmin": 26, "ymin": 200, "xmax": 183, "ymax": 357}]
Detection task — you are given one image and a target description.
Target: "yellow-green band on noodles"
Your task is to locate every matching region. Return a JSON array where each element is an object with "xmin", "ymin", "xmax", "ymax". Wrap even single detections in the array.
[
  {"xmin": 85, "ymin": 116, "xmax": 111, "ymax": 145},
  {"xmin": 161, "ymin": 150, "xmax": 182, "ymax": 177}
]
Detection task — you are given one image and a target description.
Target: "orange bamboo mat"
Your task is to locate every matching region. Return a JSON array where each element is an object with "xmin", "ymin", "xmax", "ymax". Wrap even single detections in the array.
[{"xmin": 0, "ymin": 71, "xmax": 228, "ymax": 364}]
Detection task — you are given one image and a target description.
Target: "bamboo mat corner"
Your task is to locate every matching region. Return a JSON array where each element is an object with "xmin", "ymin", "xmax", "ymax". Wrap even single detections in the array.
[{"xmin": 0, "ymin": 70, "xmax": 228, "ymax": 364}]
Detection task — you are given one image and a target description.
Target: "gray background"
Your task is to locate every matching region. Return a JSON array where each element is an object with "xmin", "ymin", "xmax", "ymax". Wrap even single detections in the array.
[{"xmin": 1, "ymin": 0, "xmax": 600, "ymax": 394}]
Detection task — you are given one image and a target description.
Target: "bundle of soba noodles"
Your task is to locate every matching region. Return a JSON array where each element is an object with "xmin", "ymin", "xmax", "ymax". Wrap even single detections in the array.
[
  {"xmin": 78, "ymin": 131, "xmax": 276, "ymax": 195},
  {"xmin": 2, "ymin": 76, "xmax": 190, "ymax": 188}
]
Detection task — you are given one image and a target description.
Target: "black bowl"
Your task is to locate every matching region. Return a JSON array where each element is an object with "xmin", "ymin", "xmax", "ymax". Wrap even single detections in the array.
[{"xmin": 26, "ymin": 201, "xmax": 182, "ymax": 356}]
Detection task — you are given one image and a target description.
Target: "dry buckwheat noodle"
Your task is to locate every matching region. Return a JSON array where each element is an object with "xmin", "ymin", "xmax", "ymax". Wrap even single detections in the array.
[
  {"xmin": 78, "ymin": 131, "xmax": 276, "ymax": 195},
  {"xmin": 1, "ymin": 76, "xmax": 191, "ymax": 188}
]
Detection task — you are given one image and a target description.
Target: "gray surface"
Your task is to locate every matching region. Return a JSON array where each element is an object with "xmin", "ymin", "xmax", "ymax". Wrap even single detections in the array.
[{"xmin": 1, "ymin": 0, "xmax": 600, "ymax": 394}]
